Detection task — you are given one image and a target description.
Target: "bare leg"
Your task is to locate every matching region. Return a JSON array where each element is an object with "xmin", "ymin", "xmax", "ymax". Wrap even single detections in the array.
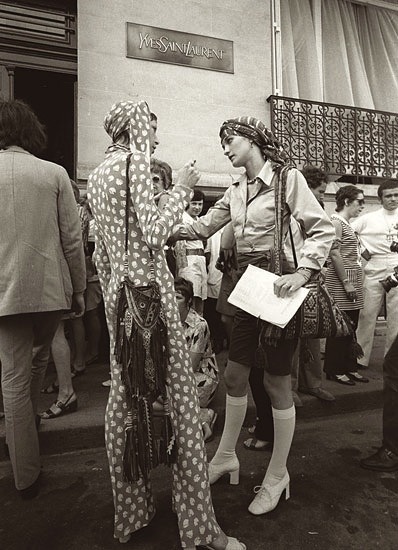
[{"xmin": 49, "ymin": 322, "xmax": 74, "ymax": 402}]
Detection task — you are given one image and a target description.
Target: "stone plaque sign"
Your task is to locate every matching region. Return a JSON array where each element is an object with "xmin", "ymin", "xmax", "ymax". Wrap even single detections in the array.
[{"xmin": 126, "ymin": 22, "xmax": 234, "ymax": 73}]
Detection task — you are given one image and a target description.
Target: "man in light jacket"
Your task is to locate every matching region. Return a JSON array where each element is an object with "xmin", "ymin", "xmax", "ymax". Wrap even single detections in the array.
[{"xmin": 0, "ymin": 100, "xmax": 86, "ymax": 498}]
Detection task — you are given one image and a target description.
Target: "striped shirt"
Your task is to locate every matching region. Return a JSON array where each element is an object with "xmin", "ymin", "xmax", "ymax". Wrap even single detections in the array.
[{"xmin": 326, "ymin": 214, "xmax": 364, "ymax": 311}]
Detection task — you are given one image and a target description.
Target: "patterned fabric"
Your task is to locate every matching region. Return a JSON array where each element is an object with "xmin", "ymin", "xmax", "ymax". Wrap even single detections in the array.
[
  {"xmin": 326, "ymin": 214, "xmax": 364, "ymax": 311},
  {"xmin": 87, "ymin": 100, "xmax": 220, "ymax": 545},
  {"xmin": 77, "ymin": 204, "xmax": 89, "ymax": 254},
  {"xmin": 183, "ymin": 309, "xmax": 219, "ymax": 408},
  {"xmin": 259, "ymin": 166, "xmax": 353, "ymax": 344},
  {"xmin": 219, "ymin": 116, "xmax": 287, "ymax": 165}
]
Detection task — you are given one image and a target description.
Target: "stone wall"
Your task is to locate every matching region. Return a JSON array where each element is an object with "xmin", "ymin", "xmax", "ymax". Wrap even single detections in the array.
[{"xmin": 77, "ymin": 0, "xmax": 272, "ymax": 182}]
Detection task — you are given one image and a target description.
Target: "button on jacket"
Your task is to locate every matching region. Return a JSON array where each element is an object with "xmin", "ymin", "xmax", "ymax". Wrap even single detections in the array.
[{"xmin": 180, "ymin": 161, "xmax": 334, "ymax": 271}]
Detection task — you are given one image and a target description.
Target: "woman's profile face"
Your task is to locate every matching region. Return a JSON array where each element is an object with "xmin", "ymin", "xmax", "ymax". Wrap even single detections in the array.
[
  {"xmin": 346, "ymin": 192, "xmax": 365, "ymax": 218},
  {"xmin": 222, "ymin": 135, "xmax": 252, "ymax": 168},
  {"xmin": 151, "ymin": 171, "xmax": 165, "ymax": 194},
  {"xmin": 310, "ymin": 181, "xmax": 327, "ymax": 204},
  {"xmin": 149, "ymin": 119, "xmax": 159, "ymax": 155}
]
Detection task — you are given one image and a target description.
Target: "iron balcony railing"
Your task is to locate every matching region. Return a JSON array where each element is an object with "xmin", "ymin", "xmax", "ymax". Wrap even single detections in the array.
[{"xmin": 268, "ymin": 95, "xmax": 398, "ymax": 180}]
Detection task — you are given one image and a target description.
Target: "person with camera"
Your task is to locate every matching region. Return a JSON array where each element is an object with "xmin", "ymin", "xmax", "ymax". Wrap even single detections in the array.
[{"xmin": 351, "ymin": 181, "xmax": 398, "ymax": 369}]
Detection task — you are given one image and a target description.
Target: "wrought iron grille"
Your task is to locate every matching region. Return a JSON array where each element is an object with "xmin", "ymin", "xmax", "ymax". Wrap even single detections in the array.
[{"xmin": 268, "ymin": 95, "xmax": 398, "ymax": 180}]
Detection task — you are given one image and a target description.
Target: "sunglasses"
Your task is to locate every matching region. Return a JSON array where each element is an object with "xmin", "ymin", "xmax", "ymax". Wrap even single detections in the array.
[
  {"xmin": 151, "ymin": 175, "xmax": 161, "ymax": 183},
  {"xmin": 356, "ymin": 199, "xmax": 365, "ymax": 205}
]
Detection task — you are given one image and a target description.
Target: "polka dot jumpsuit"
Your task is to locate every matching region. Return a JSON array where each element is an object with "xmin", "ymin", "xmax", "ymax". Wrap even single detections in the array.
[{"xmin": 87, "ymin": 101, "xmax": 221, "ymax": 546}]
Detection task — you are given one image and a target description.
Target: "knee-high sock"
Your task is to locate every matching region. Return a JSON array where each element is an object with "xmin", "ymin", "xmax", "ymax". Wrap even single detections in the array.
[
  {"xmin": 211, "ymin": 394, "xmax": 247, "ymax": 464},
  {"xmin": 263, "ymin": 405, "xmax": 296, "ymax": 484}
]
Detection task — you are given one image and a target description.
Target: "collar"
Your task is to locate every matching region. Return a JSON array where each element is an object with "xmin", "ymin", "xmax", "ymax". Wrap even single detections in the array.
[
  {"xmin": 1, "ymin": 145, "xmax": 31, "ymax": 154},
  {"xmin": 232, "ymin": 160, "xmax": 274, "ymax": 187},
  {"xmin": 332, "ymin": 212, "xmax": 351, "ymax": 226},
  {"xmin": 183, "ymin": 308, "xmax": 200, "ymax": 328}
]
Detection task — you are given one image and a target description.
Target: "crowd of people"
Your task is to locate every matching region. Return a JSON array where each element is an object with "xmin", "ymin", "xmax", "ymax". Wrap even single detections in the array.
[{"xmin": 1, "ymin": 98, "xmax": 398, "ymax": 549}]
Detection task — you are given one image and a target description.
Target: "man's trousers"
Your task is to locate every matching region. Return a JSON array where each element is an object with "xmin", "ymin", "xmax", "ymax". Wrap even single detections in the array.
[
  {"xmin": 0, "ymin": 311, "xmax": 62, "ymax": 490},
  {"xmin": 356, "ymin": 256, "xmax": 398, "ymax": 366}
]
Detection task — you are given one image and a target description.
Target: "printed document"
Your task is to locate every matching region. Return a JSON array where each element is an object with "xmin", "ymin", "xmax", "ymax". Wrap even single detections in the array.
[{"xmin": 227, "ymin": 264, "xmax": 309, "ymax": 328}]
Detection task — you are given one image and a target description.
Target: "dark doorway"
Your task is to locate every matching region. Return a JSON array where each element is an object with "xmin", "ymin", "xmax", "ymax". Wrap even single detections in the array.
[{"xmin": 14, "ymin": 68, "xmax": 76, "ymax": 178}]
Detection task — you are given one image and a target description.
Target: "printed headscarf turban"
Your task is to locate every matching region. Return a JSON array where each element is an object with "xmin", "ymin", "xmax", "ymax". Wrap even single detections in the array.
[
  {"xmin": 103, "ymin": 100, "xmax": 152, "ymax": 157},
  {"xmin": 219, "ymin": 116, "xmax": 287, "ymax": 165}
]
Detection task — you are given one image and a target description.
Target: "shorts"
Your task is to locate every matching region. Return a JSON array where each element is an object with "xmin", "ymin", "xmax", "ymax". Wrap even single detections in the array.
[
  {"xmin": 85, "ymin": 281, "xmax": 103, "ymax": 312},
  {"xmin": 229, "ymin": 307, "xmax": 297, "ymax": 376},
  {"xmin": 178, "ymin": 255, "xmax": 207, "ymax": 300}
]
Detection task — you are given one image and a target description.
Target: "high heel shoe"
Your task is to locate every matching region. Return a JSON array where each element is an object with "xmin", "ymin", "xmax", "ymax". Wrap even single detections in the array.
[
  {"xmin": 326, "ymin": 373, "xmax": 355, "ymax": 386},
  {"xmin": 208, "ymin": 456, "xmax": 240, "ymax": 485},
  {"xmin": 248, "ymin": 471, "xmax": 290, "ymax": 515},
  {"xmin": 40, "ymin": 393, "xmax": 78, "ymax": 419}
]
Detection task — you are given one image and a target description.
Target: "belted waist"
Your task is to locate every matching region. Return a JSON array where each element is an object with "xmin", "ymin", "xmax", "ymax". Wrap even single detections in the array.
[{"xmin": 186, "ymin": 249, "xmax": 205, "ymax": 256}]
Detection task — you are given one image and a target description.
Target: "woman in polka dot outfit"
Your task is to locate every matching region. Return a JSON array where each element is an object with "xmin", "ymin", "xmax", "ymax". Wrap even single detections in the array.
[{"xmin": 87, "ymin": 100, "xmax": 245, "ymax": 550}]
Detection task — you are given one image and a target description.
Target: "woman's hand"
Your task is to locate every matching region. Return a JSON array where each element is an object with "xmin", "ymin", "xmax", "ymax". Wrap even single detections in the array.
[
  {"xmin": 273, "ymin": 272, "xmax": 307, "ymax": 298},
  {"xmin": 343, "ymin": 280, "xmax": 357, "ymax": 302},
  {"xmin": 176, "ymin": 160, "xmax": 200, "ymax": 190}
]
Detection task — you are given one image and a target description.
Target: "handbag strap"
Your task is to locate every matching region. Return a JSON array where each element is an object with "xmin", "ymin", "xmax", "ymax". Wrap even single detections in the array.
[
  {"xmin": 288, "ymin": 224, "xmax": 298, "ymax": 269},
  {"xmin": 123, "ymin": 153, "xmax": 155, "ymax": 282},
  {"xmin": 273, "ymin": 165, "xmax": 290, "ymax": 275}
]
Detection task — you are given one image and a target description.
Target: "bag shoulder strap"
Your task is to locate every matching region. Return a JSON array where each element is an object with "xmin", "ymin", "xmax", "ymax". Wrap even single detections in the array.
[
  {"xmin": 273, "ymin": 165, "xmax": 292, "ymax": 275},
  {"xmin": 123, "ymin": 153, "xmax": 155, "ymax": 281},
  {"xmin": 288, "ymin": 224, "xmax": 298, "ymax": 269}
]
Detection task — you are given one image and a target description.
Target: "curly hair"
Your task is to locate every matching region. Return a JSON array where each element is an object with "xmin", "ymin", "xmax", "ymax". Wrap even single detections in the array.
[
  {"xmin": 0, "ymin": 100, "xmax": 47, "ymax": 155},
  {"xmin": 150, "ymin": 158, "xmax": 173, "ymax": 190},
  {"xmin": 301, "ymin": 165, "xmax": 328, "ymax": 190},
  {"xmin": 335, "ymin": 185, "xmax": 363, "ymax": 212}
]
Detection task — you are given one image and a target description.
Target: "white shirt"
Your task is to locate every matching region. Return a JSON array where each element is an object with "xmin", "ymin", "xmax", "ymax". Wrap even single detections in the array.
[{"xmin": 351, "ymin": 207, "xmax": 398, "ymax": 256}]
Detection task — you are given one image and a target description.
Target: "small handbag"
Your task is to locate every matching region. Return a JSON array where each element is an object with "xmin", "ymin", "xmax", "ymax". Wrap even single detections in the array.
[
  {"xmin": 114, "ymin": 153, "xmax": 176, "ymax": 483},
  {"xmin": 259, "ymin": 165, "xmax": 355, "ymax": 345}
]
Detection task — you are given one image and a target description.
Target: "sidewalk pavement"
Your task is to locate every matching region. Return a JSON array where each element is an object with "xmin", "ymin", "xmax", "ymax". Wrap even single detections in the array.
[{"xmin": 0, "ymin": 321, "xmax": 387, "ymax": 461}]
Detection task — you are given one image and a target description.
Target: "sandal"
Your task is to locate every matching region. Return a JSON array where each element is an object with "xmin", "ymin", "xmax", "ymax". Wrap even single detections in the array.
[
  {"xmin": 243, "ymin": 437, "xmax": 273, "ymax": 451},
  {"xmin": 41, "ymin": 381, "xmax": 59, "ymax": 394},
  {"xmin": 40, "ymin": 393, "xmax": 78, "ymax": 419},
  {"xmin": 71, "ymin": 366, "xmax": 86, "ymax": 378}
]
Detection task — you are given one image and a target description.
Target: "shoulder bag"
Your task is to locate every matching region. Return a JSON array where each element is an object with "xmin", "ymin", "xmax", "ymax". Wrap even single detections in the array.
[
  {"xmin": 114, "ymin": 153, "xmax": 176, "ymax": 483},
  {"xmin": 259, "ymin": 165, "xmax": 355, "ymax": 346}
]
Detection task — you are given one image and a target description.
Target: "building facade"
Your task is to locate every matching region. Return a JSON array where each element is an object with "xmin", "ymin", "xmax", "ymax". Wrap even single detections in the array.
[{"xmin": 1, "ymin": 0, "xmax": 397, "ymax": 209}]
